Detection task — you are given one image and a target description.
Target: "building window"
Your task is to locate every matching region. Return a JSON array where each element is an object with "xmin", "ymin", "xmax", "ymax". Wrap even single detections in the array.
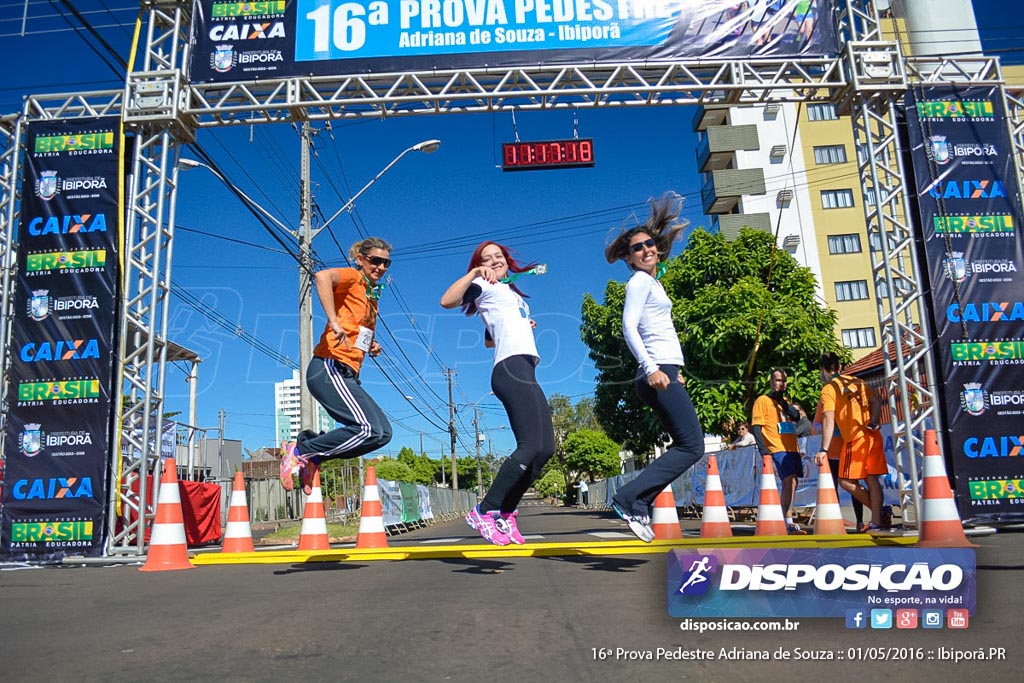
[
  {"xmin": 808, "ymin": 103, "xmax": 838, "ymax": 121},
  {"xmin": 813, "ymin": 145, "xmax": 848, "ymax": 165},
  {"xmin": 821, "ymin": 189, "xmax": 856, "ymax": 209},
  {"xmin": 842, "ymin": 327, "xmax": 877, "ymax": 349},
  {"xmin": 828, "ymin": 233, "xmax": 862, "ymax": 254},
  {"xmin": 835, "ymin": 280, "xmax": 870, "ymax": 301}
]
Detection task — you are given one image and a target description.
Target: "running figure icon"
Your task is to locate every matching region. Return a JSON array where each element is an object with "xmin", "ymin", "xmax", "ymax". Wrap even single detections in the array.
[{"xmin": 678, "ymin": 556, "xmax": 712, "ymax": 594}]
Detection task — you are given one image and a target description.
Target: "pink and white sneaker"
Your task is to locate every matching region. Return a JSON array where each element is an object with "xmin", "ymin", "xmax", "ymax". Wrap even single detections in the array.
[
  {"xmin": 279, "ymin": 441, "xmax": 302, "ymax": 491},
  {"xmin": 299, "ymin": 457, "xmax": 320, "ymax": 496},
  {"xmin": 465, "ymin": 506, "xmax": 510, "ymax": 546},
  {"xmin": 497, "ymin": 511, "xmax": 525, "ymax": 544}
]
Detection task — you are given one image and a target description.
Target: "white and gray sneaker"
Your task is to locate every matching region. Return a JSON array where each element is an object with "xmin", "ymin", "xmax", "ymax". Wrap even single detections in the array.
[{"xmin": 611, "ymin": 501, "xmax": 655, "ymax": 543}]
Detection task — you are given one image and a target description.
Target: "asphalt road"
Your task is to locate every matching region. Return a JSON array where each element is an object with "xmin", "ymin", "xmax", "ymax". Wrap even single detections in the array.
[{"xmin": 0, "ymin": 505, "xmax": 1019, "ymax": 682}]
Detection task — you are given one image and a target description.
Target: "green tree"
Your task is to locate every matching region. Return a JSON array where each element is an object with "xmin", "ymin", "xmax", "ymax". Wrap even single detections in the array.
[
  {"xmin": 372, "ymin": 458, "xmax": 414, "ymax": 483},
  {"xmin": 548, "ymin": 393, "xmax": 601, "ymax": 445},
  {"xmin": 562, "ymin": 429, "xmax": 622, "ymax": 481},
  {"xmin": 396, "ymin": 446, "xmax": 416, "ymax": 467},
  {"xmin": 547, "ymin": 393, "xmax": 604, "ymax": 490},
  {"xmin": 533, "ymin": 469, "xmax": 566, "ymax": 499},
  {"xmin": 393, "ymin": 447, "xmax": 435, "ymax": 485},
  {"xmin": 582, "ymin": 228, "xmax": 844, "ymax": 454}
]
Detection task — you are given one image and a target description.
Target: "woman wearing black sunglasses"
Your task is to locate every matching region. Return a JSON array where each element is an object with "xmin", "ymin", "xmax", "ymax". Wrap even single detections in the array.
[
  {"xmin": 602, "ymin": 198, "xmax": 705, "ymax": 542},
  {"xmin": 440, "ymin": 241, "xmax": 556, "ymax": 546},
  {"xmin": 279, "ymin": 237, "xmax": 394, "ymax": 494}
]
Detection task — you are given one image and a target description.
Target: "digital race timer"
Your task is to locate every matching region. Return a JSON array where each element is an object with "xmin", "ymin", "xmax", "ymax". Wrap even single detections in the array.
[{"xmin": 501, "ymin": 138, "xmax": 595, "ymax": 171}]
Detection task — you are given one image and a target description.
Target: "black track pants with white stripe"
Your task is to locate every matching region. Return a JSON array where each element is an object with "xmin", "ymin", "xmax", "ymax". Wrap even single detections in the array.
[{"xmin": 298, "ymin": 356, "xmax": 392, "ymax": 463}]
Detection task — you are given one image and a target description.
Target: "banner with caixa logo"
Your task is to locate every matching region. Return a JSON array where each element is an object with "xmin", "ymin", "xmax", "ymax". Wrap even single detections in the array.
[
  {"xmin": 668, "ymin": 548, "xmax": 975, "ymax": 620},
  {"xmin": 904, "ymin": 85, "xmax": 1024, "ymax": 523},
  {"xmin": 187, "ymin": 0, "xmax": 841, "ymax": 83},
  {"xmin": 1, "ymin": 117, "xmax": 124, "ymax": 562}
]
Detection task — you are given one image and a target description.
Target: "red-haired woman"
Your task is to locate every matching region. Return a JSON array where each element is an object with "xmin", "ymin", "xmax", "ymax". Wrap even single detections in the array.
[{"xmin": 440, "ymin": 242, "xmax": 555, "ymax": 546}]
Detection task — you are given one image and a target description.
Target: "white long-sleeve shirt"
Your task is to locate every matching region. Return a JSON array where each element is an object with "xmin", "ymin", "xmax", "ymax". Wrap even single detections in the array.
[{"xmin": 622, "ymin": 270, "xmax": 685, "ymax": 376}]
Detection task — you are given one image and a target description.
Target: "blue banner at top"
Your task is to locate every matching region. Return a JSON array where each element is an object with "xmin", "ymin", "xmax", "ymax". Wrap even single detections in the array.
[{"xmin": 189, "ymin": 0, "xmax": 841, "ymax": 83}]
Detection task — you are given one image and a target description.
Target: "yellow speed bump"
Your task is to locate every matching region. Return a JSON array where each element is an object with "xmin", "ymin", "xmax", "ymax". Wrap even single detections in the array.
[{"xmin": 192, "ymin": 533, "xmax": 916, "ymax": 566}]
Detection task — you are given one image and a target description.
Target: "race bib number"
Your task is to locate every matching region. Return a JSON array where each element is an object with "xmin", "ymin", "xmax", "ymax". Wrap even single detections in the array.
[
  {"xmin": 778, "ymin": 421, "xmax": 796, "ymax": 435},
  {"xmin": 354, "ymin": 325, "xmax": 373, "ymax": 353}
]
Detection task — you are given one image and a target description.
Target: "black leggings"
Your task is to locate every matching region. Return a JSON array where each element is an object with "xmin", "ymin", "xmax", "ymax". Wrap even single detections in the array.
[
  {"xmin": 479, "ymin": 355, "xmax": 556, "ymax": 513},
  {"xmin": 613, "ymin": 365, "xmax": 705, "ymax": 517}
]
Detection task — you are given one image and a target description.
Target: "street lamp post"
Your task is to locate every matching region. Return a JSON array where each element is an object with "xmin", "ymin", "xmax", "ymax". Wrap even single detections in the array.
[{"xmin": 180, "ymin": 137, "xmax": 440, "ymax": 433}]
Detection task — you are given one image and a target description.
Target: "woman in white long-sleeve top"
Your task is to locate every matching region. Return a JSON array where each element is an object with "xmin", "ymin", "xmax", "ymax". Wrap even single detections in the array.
[{"xmin": 603, "ymin": 199, "xmax": 705, "ymax": 542}]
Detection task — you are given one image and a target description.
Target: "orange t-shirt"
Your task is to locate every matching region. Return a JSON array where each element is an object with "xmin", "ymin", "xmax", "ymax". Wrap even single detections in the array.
[
  {"xmin": 813, "ymin": 397, "xmax": 845, "ymax": 460},
  {"xmin": 751, "ymin": 394, "xmax": 799, "ymax": 454},
  {"xmin": 312, "ymin": 267, "xmax": 378, "ymax": 373},
  {"xmin": 819, "ymin": 375, "xmax": 875, "ymax": 445}
]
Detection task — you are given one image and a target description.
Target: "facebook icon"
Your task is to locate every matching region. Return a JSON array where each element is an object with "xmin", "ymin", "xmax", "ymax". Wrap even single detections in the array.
[{"xmin": 846, "ymin": 609, "xmax": 867, "ymax": 629}]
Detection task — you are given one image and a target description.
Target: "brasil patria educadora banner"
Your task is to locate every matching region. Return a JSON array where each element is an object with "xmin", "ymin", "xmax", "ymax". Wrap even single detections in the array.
[
  {"xmin": 0, "ymin": 117, "xmax": 123, "ymax": 561},
  {"xmin": 903, "ymin": 86, "xmax": 1024, "ymax": 523},
  {"xmin": 188, "ymin": 0, "xmax": 840, "ymax": 83}
]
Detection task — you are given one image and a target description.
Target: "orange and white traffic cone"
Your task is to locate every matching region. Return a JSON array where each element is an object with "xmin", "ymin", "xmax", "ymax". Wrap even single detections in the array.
[
  {"xmin": 813, "ymin": 459, "xmax": 847, "ymax": 536},
  {"xmin": 297, "ymin": 470, "xmax": 330, "ymax": 551},
  {"xmin": 140, "ymin": 458, "xmax": 194, "ymax": 572},
  {"xmin": 651, "ymin": 484, "xmax": 682, "ymax": 540},
  {"xmin": 754, "ymin": 455, "xmax": 789, "ymax": 537},
  {"xmin": 356, "ymin": 465, "xmax": 388, "ymax": 549},
  {"xmin": 222, "ymin": 471, "xmax": 255, "ymax": 553},
  {"xmin": 917, "ymin": 429, "xmax": 978, "ymax": 548},
  {"xmin": 701, "ymin": 454, "xmax": 733, "ymax": 538}
]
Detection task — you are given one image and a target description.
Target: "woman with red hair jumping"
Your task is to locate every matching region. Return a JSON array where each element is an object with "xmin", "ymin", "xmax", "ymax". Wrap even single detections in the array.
[{"xmin": 440, "ymin": 241, "xmax": 555, "ymax": 546}]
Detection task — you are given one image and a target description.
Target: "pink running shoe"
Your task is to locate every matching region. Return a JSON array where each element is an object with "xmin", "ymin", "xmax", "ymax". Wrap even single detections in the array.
[
  {"xmin": 465, "ymin": 506, "xmax": 510, "ymax": 546},
  {"xmin": 279, "ymin": 441, "xmax": 302, "ymax": 491},
  {"xmin": 498, "ymin": 511, "xmax": 525, "ymax": 544},
  {"xmin": 299, "ymin": 457, "xmax": 320, "ymax": 496}
]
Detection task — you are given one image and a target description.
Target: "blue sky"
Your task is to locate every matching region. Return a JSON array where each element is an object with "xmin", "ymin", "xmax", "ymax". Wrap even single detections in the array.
[
  {"xmin": 1, "ymin": 2, "xmax": 706, "ymax": 459},
  {"xmin": 166, "ymin": 108, "xmax": 704, "ymax": 458}
]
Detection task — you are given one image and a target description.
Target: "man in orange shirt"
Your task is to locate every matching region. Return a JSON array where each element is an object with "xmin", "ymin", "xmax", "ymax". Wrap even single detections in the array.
[
  {"xmin": 813, "ymin": 352, "xmax": 888, "ymax": 532},
  {"xmin": 751, "ymin": 368, "xmax": 806, "ymax": 534}
]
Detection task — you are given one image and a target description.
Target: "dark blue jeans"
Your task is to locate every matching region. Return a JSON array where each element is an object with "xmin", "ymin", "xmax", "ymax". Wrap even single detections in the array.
[{"xmin": 613, "ymin": 365, "xmax": 705, "ymax": 517}]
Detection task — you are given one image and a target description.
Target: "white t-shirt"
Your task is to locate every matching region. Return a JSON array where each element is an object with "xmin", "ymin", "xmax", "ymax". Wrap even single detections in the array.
[
  {"xmin": 622, "ymin": 270, "xmax": 685, "ymax": 376},
  {"xmin": 464, "ymin": 278, "xmax": 539, "ymax": 366}
]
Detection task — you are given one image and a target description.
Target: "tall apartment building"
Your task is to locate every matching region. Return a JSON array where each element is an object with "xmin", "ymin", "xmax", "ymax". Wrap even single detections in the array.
[
  {"xmin": 274, "ymin": 370, "xmax": 334, "ymax": 443},
  {"xmin": 694, "ymin": 99, "xmax": 880, "ymax": 359},
  {"xmin": 693, "ymin": 0, "xmax": 1019, "ymax": 361}
]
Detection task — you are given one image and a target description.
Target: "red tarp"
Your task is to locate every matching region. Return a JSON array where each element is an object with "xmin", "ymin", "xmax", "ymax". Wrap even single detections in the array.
[{"xmin": 126, "ymin": 475, "xmax": 222, "ymax": 546}]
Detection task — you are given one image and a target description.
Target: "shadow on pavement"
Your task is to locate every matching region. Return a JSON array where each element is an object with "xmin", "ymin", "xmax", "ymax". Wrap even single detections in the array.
[
  {"xmin": 540, "ymin": 554, "xmax": 650, "ymax": 573},
  {"xmin": 273, "ymin": 562, "xmax": 367, "ymax": 575},
  {"xmin": 439, "ymin": 557, "xmax": 516, "ymax": 575}
]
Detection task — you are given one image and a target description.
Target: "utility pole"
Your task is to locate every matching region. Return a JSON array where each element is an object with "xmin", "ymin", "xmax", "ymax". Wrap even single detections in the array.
[
  {"xmin": 473, "ymin": 408, "xmax": 483, "ymax": 493},
  {"xmin": 298, "ymin": 121, "xmax": 316, "ymax": 432},
  {"xmin": 446, "ymin": 368, "xmax": 459, "ymax": 490},
  {"xmin": 217, "ymin": 409, "xmax": 225, "ymax": 481}
]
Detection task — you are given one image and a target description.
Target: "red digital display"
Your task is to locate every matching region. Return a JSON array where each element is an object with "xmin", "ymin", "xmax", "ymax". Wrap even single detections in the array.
[{"xmin": 501, "ymin": 138, "xmax": 595, "ymax": 171}]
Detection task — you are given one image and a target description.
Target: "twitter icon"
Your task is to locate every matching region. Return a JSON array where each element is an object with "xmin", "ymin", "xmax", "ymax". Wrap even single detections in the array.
[{"xmin": 870, "ymin": 609, "xmax": 893, "ymax": 629}]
